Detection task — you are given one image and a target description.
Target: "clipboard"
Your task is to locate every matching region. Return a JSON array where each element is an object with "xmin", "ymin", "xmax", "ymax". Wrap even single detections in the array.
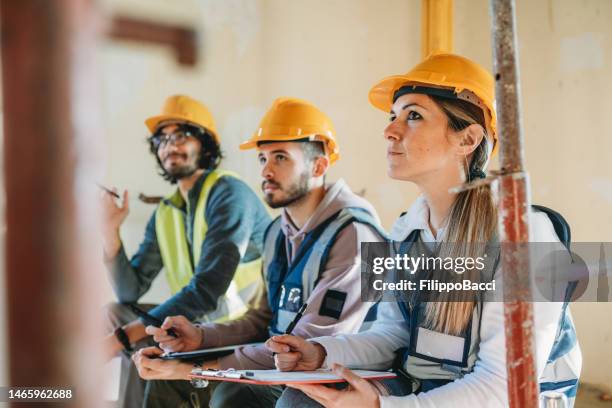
[
  {"xmin": 160, "ymin": 342, "xmax": 264, "ymax": 362},
  {"xmin": 189, "ymin": 368, "xmax": 397, "ymax": 385}
]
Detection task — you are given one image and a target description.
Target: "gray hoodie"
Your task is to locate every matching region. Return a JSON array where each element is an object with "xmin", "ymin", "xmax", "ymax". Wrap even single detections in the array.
[{"xmin": 197, "ymin": 179, "xmax": 385, "ymax": 369}]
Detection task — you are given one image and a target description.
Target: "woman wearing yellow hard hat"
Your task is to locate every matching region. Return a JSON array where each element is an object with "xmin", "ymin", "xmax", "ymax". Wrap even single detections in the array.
[{"xmin": 269, "ymin": 53, "xmax": 581, "ymax": 407}]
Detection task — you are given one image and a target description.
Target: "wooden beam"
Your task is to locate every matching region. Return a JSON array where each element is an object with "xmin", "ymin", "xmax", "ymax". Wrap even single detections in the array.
[{"xmin": 108, "ymin": 16, "xmax": 198, "ymax": 66}]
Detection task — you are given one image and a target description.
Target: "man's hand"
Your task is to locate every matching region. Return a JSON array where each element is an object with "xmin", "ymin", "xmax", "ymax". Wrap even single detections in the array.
[
  {"xmin": 104, "ymin": 321, "xmax": 148, "ymax": 361},
  {"xmin": 289, "ymin": 364, "xmax": 381, "ymax": 408},
  {"xmin": 265, "ymin": 334, "xmax": 326, "ymax": 371},
  {"xmin": 145, "ymin": 315, "xmax": 203, "ymax": 352},
  {"xmin": 132, "ymin": 347, "xmax": 193, "ymax": 380},
  {"xmin": 103, "ymin": 332, "xmax": 124, "ymax": 360},
  {"xmin": 100, "ymin": 189, "xmax": 129, "ymax": 258}
]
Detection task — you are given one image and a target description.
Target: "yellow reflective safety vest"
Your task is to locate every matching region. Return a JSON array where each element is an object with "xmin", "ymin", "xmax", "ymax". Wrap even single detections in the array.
[{"xmin": 155, "ymin": 170, "xmax": 263, "ymax": 323}]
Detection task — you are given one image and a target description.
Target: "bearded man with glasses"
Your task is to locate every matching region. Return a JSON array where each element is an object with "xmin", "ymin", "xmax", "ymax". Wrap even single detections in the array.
[{"xmin": 100, "ymin": 94, "xmax": 271, "ymax": 408}]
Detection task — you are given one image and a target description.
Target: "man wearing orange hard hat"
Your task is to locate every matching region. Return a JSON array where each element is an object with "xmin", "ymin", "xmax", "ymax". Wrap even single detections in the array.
[
  {"xmin": 132, "ymin": 97, "xmax": 386, "ymax": 408},
  {"xmin": 101, "ymin": 94, "xmax": 270, "ymax": 407}
]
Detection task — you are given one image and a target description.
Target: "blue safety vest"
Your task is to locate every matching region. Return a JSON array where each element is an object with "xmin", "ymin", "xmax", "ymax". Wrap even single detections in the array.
[
  {"xmin": 263, "ymin": 207, "xmax": 386, "ymax": 336},
  {"xmin": 395, "ymin": 211, "xmax": 580, "ymax": 404}
]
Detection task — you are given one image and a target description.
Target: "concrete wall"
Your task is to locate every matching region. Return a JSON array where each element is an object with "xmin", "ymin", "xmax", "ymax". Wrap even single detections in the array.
[{"xmin": 1, "ymin": 0, "xmax": 610, "ymax": 390}]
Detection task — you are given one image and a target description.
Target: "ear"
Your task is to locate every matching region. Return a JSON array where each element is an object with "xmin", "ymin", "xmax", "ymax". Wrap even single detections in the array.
[
  {"xmin": 311, "ymin": 155, "xmax": 330, "ymax": 178},
  {"xmin": 451, "ymin": 124, "xmax": 485, "ymax": 156}
]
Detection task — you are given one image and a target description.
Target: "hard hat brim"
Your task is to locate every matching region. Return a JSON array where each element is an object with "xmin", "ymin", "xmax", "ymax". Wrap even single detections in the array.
[
  {"xmin": 239, "ymin": 140, "xmax": 257, "ymax": 150},
  {"xmin": 368, "ymin": 75, "xmax": 419, "ymax": 113},
  {"xmin": 239, "ymin": 133, "xmax": 324, "ymax": 150}
]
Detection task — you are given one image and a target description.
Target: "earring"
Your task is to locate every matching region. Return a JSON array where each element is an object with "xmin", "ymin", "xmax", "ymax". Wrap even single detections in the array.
[{"xmin": 464, "ymin": 152, "xmax": 471, "ymax": 182}]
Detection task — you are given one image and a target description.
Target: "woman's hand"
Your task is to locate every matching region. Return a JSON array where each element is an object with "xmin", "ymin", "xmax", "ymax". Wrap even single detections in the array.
[
  {"xmin": 131, "ymin": 347, "xmax": 193, "ymax": 380},
  {"xmin": 266, "ymin": 334, "xmax": 327, "ymax": 371},
  {"xmin": 144, "ymin": 315, "xmax": 202, "ymax": 352},
  {"xmin": 290, "ymin": 364, "xmax": 381, "ymax": 408}
]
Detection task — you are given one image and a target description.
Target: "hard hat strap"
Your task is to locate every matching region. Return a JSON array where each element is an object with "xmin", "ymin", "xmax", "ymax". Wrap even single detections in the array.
[
  {"xmin": 393, "ymin": 85, "xmax": 459, "ymax": 104},
  {"xmin": 256, "ymin": 136, "xmax": 317, "ymax": 147},
  {"xmin": 393, "ymin": 85, "xmax": 487, "ymax": 113}
]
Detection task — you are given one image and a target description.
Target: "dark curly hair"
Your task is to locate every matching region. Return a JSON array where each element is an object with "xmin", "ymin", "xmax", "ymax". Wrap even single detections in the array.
[{"xmin": 148, "ymin": 123, "xmax": 223, "ymax": 184}]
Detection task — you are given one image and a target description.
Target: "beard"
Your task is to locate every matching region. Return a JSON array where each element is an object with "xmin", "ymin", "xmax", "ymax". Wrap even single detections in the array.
[
  {"xmin": 263, "ymin": 171, "xmax": 311, "ymax": 209},
  {"xmin": 163, "ymin": 153, "xmax": 199, "ymax": 180}
]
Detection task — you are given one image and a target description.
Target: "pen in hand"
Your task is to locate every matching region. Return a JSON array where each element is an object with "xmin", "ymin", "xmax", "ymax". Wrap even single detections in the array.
[
  {"xmin": 96, "ymin": 182, "xmax": 121, "ymax": 199},
  {"xmin": 284, "ymin": 303, "xmax": 308, "ymax": 335},
  {"xmin": 127, "ymin": 303, "xmax": 178, "ymax": 338},
  {"xmin": 273, "ymin": 302, "xmax": 308, "ymax": 356}
]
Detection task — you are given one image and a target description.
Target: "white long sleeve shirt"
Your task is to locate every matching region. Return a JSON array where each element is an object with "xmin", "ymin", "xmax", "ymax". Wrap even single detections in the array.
[{"xmin": 311, "ymin": 196, "xmax": 582, "ymax": 408}]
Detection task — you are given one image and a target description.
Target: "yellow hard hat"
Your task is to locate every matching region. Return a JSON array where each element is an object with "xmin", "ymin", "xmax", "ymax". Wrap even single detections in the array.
[
  {"xmin": 368, "ymin": 53, "xmax": 497, "ymax": 156},
  {"xmin": 145, "ymin": 95, "xmax": 220, "ymax": 145},
  {"xmin": 240, "ymin": 97, "xmax": 340, "ymax": 164}
]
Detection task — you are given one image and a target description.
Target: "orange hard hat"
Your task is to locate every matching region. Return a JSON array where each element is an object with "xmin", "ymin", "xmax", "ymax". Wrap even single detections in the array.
[
  {"xmin": 369, "ymin": 53, "xmax": 498, "ymax": 156},
  {"xmin": 240, "ymin": 97, "xmax": 340, "ymax": 164},
  {"xmin": 145, "ymin": 95, "xmax": 220, "ymax": 145}
]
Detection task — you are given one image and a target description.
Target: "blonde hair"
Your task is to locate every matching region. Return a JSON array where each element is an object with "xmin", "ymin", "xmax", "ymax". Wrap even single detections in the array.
[{"xmin": 421, "ymin": 97, "xmax": 497, "ymax": 336}]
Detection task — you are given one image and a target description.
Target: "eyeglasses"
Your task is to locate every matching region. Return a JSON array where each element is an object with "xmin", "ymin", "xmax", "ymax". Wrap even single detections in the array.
[{"xmin": 150, "ymin": 127, "xmax": 196, "ymax": 149}]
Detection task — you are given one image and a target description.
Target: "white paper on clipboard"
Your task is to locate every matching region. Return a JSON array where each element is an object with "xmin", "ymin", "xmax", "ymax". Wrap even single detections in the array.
[{"xmin": 189, "ymin": 368, "xmax": 397, "ymax": 385}]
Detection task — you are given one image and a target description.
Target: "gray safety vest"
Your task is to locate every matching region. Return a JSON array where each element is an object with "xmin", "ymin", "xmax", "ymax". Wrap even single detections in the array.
[{"xmin": 395, "ymin": 231, "xmax": 580, "ymax": 405}]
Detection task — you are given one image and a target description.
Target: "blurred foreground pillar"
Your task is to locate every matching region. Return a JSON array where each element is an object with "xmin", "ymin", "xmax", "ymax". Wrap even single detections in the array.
[{"xmin": 1, "ymin": 0, "xmax": 106, "ymax": 406}]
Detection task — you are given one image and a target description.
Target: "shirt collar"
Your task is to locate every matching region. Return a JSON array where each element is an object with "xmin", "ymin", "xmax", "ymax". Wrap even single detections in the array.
[
  {"xmin": 279, "ymin": 179, "xmax": 346, "ymax": 239},
  {"xmin": 162, "ymin": 170, "xmax": 209, "ymax": 211},
  {"xmin": 390, "ymin": 195, "xmax": 446, "ymax": 242}
]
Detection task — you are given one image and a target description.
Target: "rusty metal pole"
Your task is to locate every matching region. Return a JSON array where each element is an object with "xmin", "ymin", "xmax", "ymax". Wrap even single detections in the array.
[
  {"xmin": 489, "ymin": 0, "xmax": 539, "ymax": 407},
  {"xmin": 421, "ymin": 0, "xmax": 454, "ymax": 58},
  {"xmin": 1, "ymin": 0, "xmax": 106, "ymax": 406}
]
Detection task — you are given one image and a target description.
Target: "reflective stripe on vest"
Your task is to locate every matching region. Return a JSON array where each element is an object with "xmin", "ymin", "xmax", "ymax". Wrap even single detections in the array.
[
  {"xmin": 395, "ymin": 231, "xmax": 580, "ymax": 404},
  {"xmin": 262, "ymin": 207, "xmax": 386, "ymax": 335},
  {"xmin": 155, "ymin": 170, "xmax": 263, "ymax": 322}
]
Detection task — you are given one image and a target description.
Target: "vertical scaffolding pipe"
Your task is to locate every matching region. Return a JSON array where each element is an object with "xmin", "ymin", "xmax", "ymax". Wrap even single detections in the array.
[
  {"xmin": 421, "ymin": 0, "xmax": 454, "ymax": 58},
  {"xmin": 489, "ymin": 0, "xmax": 539, "ymax": 407},
  {"xmin": 1, "ymin": 0, "xmax": 105, "ymax": 406}
]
